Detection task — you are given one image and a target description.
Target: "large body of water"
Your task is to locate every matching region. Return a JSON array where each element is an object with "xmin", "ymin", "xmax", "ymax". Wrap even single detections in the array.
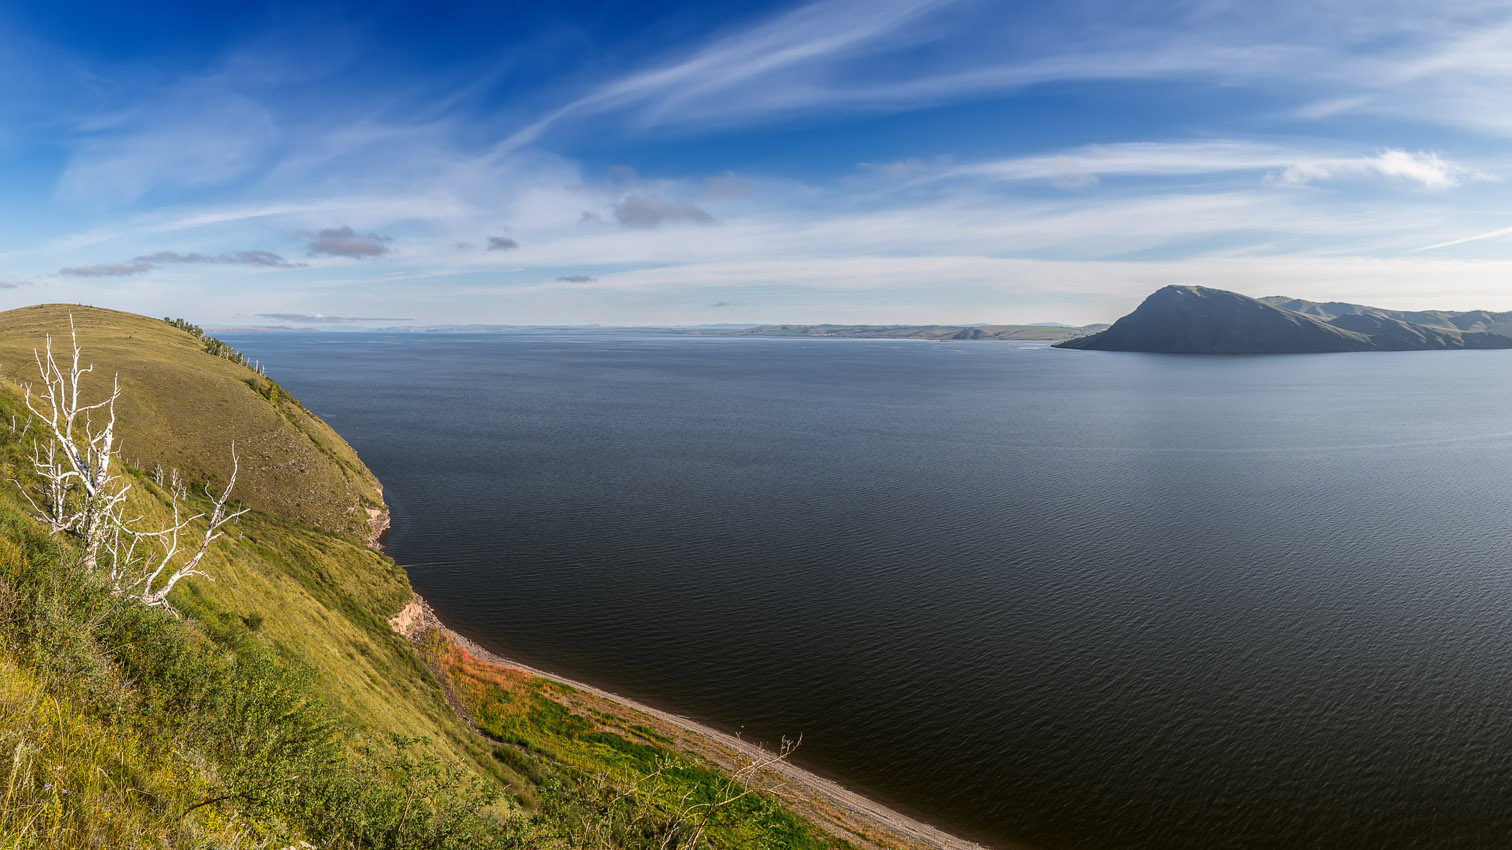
[{"xmin": 222, "ymin": 332, "xmax": 1512, "ymax": 849}]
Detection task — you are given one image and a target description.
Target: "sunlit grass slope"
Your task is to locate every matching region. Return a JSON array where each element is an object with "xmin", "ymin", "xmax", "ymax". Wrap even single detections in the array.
[
  {"xmin": 0, "ymin": 364, "xmax": 515, "ymax": 847},
  {"xmin": 0, "ymin": 304, "xmax": 382, "ymax": 538}
]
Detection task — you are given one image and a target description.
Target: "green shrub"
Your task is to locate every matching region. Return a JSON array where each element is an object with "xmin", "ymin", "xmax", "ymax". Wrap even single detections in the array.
[{"xmin": 0, "ymin": 486, "xmax": 509, "ymax": 847}]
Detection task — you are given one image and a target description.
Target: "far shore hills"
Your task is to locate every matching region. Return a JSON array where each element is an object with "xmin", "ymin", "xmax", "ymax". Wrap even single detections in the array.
[
  {"xmin": 1058, "ymin": 285, "xmax": 1512, "ymax": 354},
  {"xmin": 212, "ymin": 285, "xmax": 1512, "ymax": 354},
  {"xmin": 209, "ymin": 322, "xmax": 1110, "ymax": 340}
]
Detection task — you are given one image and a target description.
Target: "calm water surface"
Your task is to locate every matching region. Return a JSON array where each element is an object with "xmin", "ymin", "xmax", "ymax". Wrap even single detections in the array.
[{"xmin": 222, "ymin": 333, "xmax": 1512, "ymax": 849}]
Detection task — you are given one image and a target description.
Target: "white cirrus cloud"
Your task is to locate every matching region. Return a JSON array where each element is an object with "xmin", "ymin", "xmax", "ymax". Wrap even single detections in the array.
[
  {"xmin": 933, "ymin": 143, "xmax": 1492, "ymax": 191},
  {"xmin": 57, "ymin": 81, "xmax": 278, "ymax": 207},
  {"xmin": 1279, "ymin": 150, "xmax": 1492, "ymax": 190}
]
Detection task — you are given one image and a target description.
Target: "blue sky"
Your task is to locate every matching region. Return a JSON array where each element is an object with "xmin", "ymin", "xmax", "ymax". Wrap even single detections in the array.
[{"xmin": 5, "ymin": 0, "xmax": 1512, "ymax": 327}]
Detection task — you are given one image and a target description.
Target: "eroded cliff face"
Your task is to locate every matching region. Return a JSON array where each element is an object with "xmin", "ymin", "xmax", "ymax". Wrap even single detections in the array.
[{"xmin": 367, "ymin": 507, "xmax": 391, "ymax": 546}]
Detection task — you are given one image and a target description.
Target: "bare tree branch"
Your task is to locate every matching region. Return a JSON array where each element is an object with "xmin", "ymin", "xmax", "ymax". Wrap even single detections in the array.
[
  {"xmin": 14, "ymin": 316, "xmax": 243, "ymax": 616},
  {"xmin": 13, "ymin": 316, "xmax": 128, "ymax": 569},
  {"xmin": 135, "ymin": 448, "xmax": 248, "ymax": 615}
]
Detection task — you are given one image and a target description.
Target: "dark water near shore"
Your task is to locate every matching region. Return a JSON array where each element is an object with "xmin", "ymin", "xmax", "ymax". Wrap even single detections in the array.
[{"xmin": 222, "ymin": 332, "xmax": 1512, "ymax": 849}]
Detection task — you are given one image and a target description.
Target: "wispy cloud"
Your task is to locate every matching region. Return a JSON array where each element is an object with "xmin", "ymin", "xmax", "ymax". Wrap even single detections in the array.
[
  {"xmin": 490, "ymin": 0, "xmax": 1512, "ymax": 148},
  {"xmin": 943, "ymin": 142, "xmax": 1288, "ymax": 183},
  {"xmin": 59, "ymin": 261, "xmax": 154, "ymax": 277},
  {"xmin": 486, "ymin": 236, "xmax": 519, "ymax": 250},
  {"xmin": 935, "ymin": 143, "xmax": 1492, "ymax": 191},
  {"xmin": 305, "ymin": 226, "xmax": 394, "ymax": 258},
  {"xmin": 137, "ymin": 249, "xmax": 303, "ymax": 267},
  {"xmin": 1415, "ymin": 225, "xmax": 1512, "ymax": 252},
  {"xmin": 704, "ymin": 171, "xmax": 751, "ymax": 197},
  {"xmin": 1278, "ymin": 150, "xmax": 1491, "ymax": 190},
  {"xmin": 0, "ymin": 280, "xmax": 31, "ymax": 289},
  {"xmin": 613, "ymin": 195, "xmax": 716, "ymax": 229},
  {"xmin": 555, "ymin": 274, "xmax": 596, "ymax": 283},
  {"xmin": 57, "ymin": 80, "xmax": 278, "ymax": 207},
  {"xmin": 497, "ymin": 0, "xmax": 961, "ymax": 149},
  {"xmin": 58, "ymin": 248, "xmax": 302, "ymax": 276}
]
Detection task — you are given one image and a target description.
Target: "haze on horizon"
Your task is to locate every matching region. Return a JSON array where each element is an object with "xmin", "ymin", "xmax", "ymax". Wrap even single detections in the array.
[{"xmin": 4, "ymin": 0, "xmax": 1512, "ymax": 329}]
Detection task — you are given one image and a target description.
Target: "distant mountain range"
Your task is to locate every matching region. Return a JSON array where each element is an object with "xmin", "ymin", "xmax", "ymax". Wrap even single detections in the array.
[{"xmin": 1056, "ymin": 286, "xmax": 1512, "ymax": 353}]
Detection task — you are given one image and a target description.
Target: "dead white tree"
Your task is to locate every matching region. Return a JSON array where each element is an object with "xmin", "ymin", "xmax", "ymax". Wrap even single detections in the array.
[
  {"xmin": 13, "ymin": 316, "xmax": 245, "ymax": 616},
  {"xmin": 14, "ymin": 318, "xmax": 129, "ymax": 570},
  {"xmin": 110, "ymin": 450, "xmax": 247, "ymax": 615}
]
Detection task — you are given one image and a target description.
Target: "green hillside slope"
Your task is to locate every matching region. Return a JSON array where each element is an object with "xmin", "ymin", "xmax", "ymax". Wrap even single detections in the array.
[{"xmin": 0, "ymin": 305, "xmax": 384, "ymax": 539}]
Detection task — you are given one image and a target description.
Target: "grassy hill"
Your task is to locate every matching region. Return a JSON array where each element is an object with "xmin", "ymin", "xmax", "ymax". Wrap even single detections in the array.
[
  {"xmin": 0, "ymin": 307, "xmax": 512, "ymax": 846},
  {"xmin": 0, "ymin": 305, "xmax": 926, "ymax": 849},
  {"xmin": 0, "ymin": 305, "xmax": 384, "ymax": 539},
  {"xmin": 1260, "ymin": 295, "xmax": 1512, "ymax": 336}
]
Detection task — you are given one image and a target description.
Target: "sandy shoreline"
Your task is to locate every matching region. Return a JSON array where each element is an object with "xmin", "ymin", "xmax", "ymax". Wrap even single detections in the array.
[{"xmin": 388, "ymin": 593, "xmax": 998, "ymax": 850}]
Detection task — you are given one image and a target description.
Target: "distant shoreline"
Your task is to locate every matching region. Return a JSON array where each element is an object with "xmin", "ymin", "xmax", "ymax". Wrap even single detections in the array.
[
  {"xmin": 388, "ymin": 592, "xmax": 999, "ymax": 850},
  {"xmin": 215, "ymin": 323, "xmax": 1100, "ymax": 341}
]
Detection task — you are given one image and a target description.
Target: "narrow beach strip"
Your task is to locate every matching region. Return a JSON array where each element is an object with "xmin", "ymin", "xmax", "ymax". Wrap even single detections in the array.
[{"xmin": 389, "ymin": 593, "xmax": 999, "ymax": 850}]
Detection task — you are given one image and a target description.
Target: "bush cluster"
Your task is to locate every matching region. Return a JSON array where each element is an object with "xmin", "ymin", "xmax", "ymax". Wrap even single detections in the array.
[{"xmin": 163, "ymin": 317, "xmax": 259, "ymax": 372}]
